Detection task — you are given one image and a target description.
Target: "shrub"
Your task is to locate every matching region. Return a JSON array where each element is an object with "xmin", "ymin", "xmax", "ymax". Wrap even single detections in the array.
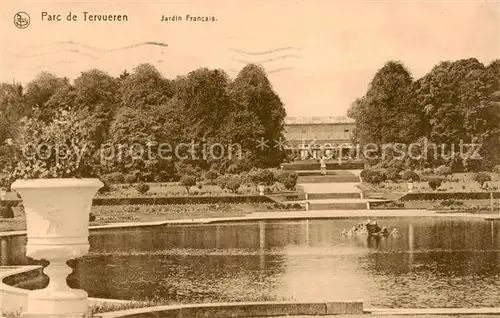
[
  {"xmin": 360, "ymin": 169, "xmax": 370, "ymax": 180},
  {"xmin": 463, "ymin": 158, "xmax": 483, "ymax": 172},
  {"xmin": 473, "ymin": 172, "xmax": 491, "ymax": 188},
  {"xmin": 440, "ymin": 199, "xmax": 464, "ymax": 206},
  {"xmin": 226, "ymin": 176, "xmax": 242, "ymax": 193},
  {"xmin": 215, "ymin": 175, "xmax": 228, "ymax": 189},
  {"xmin": 401, "ymin": 170, "xmax": 419, "ymax": 182},
  {"xmin": 384, "ymin": 168, "xmax": 400, "ymax": 182},
  {"xmin": 135, "ymin": 183, "xmax": 150, "ymax": 195},
  {"xmin": 436, "ymin": 165, "xmax": 451, "ymax": 176},
  {"xmin": 493, "ymin": 165, "xmax": 500, "ymax": 174},
  {"xmin": 131, "ymin": 170, "xmax": 143, "ymax": 181},
  {"xmin": 179, "ymin": 175, "xmax": 196, "ymax": 194},
  {"xmin": 124, "ymin": 174, "xmax": 137, "ymax": 184},
  {"xmin": 156, "ymin": 171, "xmax": 167, "ymax": 182},
  {"xmin": 142, "ymin": 172, "xmax": 154, "ymax": 182},
  {"xmin": 0, "ymin": 205, "xmax": 14, "ymax": 218},
  {"xmin": 98, "ymin": 180, "xmax": 112, "ymax": 194},
  {"xmin": 175, "ymin": 162, "xmax": 197, "ymax": 178},
  {"xmin": 102, "ymin": 172, "xmax": 125, "ymax": 184},
  {"xmin": 204, "ymin": 170, "xmax": 219, "ymax": 183},
  {"xmin": 428, "ymin": 177, "xmax": 444, "ymax": 191},
  {"xmin": 386, "ymin": 158, "xmax": 404, "ymax": 171},
  {"xmin": 153, "ymin": 175, "xmax": 162, "ymax": 183},
  {"xmin": 422, "ymin": 168, "xmax": 435, "ymax": 175},
  {"xmin": 255, "ymin": 169, "xmax": 275, "ymax": 186},
  {"xmin": 362, "ymin": 169, "xmax": 386, "ymax": 185},
  {"xmin": 276, "ymin": 171, "xmax": 299, "ymax": 190}
]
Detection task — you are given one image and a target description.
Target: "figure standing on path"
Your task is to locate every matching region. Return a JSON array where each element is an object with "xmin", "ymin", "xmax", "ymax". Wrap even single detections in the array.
[{"xmin": 320, "ymin": 156, "xmax": 327, "ymax": 175}]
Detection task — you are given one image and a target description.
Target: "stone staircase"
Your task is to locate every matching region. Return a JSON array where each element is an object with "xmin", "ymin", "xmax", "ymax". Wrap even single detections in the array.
[
  {"xmin": 297, "ymin": 170, "xmax": 361, "ymax": 184},
  {"xmin": 294, "ymin": 169, "xmax": 388, "ymax": 211}
]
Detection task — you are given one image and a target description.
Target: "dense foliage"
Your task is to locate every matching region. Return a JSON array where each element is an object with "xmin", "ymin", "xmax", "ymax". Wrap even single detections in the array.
[
  {"xmin": 348, "ymin": 58, "xmax": 500, "ymax": 171},
  {"xmin": 0, "ymin": 64, "xmax": 287, "ymax": 184}
]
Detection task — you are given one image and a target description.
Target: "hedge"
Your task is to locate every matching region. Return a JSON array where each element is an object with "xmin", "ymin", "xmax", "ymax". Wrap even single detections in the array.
[{"xmin": 400, "ymin": 192, "xmax": 500, "ymax": 201}]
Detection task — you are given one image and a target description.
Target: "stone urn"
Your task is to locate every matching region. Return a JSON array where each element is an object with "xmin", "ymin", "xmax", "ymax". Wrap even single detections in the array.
[
  {"xmin": 407, "ymin": 181, "xmax": 415, "ymax": 193},
  {"xmin": 11, "ymin": 178, "xmax": 103, "ymax": 317},
  {"xmin": 258, "ymin": 184, "xmax": 266, "ymax": 196}
]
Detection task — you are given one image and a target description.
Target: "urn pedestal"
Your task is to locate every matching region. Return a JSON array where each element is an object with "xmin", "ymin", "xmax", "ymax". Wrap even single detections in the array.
[{"xmin": 11, "ymin": 178, "xmax": 103, "ymax": 318}]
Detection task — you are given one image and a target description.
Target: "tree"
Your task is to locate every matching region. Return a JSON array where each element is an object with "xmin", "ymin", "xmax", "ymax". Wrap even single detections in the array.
[
  {"xmin": 73, "ymin": 69, "xmax": 120, "ymax": 146},
  {"xmin": 0, "ymin": 83, "xmax": 25, "ymax": 143},
  {"xmin": 24, "ymin": 72, "xmax": 68, "ymax": 121},
  {"xmin": 348, "ymin": 61, "xmax": 423, "ymax": 145},
  {"xmin": 119, "ymin": 63, "xmax": 173, "ymax": 108},
  {"xmin": 416, "ymin": 59, "xmax": 500, "ymax": 150},
  {"xmin": 8, "ymin": 108, "xmax": 97, "ymax": 180},
  {"xmin": 106, "ymin": 101, "xmax": 183, "ymax": 173},
  {"xmin": 230, "ymin": 64, "xmax": 287, "ymax": 167},
  {"xmin": 172, "ymin": 68, "xmax": 232, "ymax": 142}
]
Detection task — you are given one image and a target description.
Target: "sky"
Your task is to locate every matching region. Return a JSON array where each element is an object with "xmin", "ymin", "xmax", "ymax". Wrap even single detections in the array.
[{"xmin": 0, "ymin": 0, "xmax": 499, "ymax": 117}]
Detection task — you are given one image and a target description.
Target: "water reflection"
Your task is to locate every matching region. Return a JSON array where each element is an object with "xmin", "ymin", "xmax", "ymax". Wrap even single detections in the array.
[{"xmin": 0, "ymin": 217, "xmax": 499, "ymax": 308}]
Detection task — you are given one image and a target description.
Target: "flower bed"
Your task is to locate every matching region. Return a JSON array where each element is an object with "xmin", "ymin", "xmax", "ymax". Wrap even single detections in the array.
[
  {"xmin": 400, "ymin": 192, "xmax": 500, "ymax": 201},
  {"xmin": 369, "ymin": 201, "xmax": 405, "ymax": 209},
  {"xmin": 92, "ymin": 195, "xmax": 275, "ymax": 206}
]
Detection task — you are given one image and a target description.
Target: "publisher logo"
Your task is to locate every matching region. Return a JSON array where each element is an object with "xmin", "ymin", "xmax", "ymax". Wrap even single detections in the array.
[{"xmin": 14, "ymin": 12, "xmax": 30, "ymax": 29}]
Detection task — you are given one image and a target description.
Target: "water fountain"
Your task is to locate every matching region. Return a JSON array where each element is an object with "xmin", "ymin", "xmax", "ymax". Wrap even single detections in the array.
[{"xmin": 11, "ymin": 178, "xmax": 103, "ymax": 317}]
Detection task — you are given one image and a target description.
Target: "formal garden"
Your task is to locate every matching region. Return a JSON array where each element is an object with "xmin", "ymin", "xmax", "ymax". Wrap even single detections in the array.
[
  {"xmin": 0, "ymin": 52, "xmax": 499, "ymax": 318},
  {"xmin": 0, "ymin": 63, "xmax": 310, "ymax": 234}
]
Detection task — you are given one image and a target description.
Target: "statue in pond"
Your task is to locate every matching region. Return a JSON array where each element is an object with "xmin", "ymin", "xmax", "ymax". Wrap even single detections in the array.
[{"xmin": 341, "ymin": 219, "xmax": 399, "ymax": 238}]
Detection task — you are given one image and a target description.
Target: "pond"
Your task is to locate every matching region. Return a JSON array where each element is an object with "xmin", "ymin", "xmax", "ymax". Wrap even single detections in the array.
[{"xmin": 1, "ymin": 217, "xmax": 499, "ymax": 308}]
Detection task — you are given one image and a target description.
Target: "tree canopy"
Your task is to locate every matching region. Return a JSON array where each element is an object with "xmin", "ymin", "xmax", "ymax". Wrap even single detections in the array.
[
  {"xmin": 348, "ymin": 58, "xmax": 500, "ymax": 169},
  {"xmin": 0, "ymin": 63, "xmax": 287, "ymax": 181}
]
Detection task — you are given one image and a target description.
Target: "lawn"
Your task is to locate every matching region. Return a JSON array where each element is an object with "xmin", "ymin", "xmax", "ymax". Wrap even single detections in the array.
[
  {"xmin": 404, "ymin": 199, "xmax": 500, "ymax": 213},
  {"xmin": 364, "ymin": 173, "xmax": 500, "ymax": 194}
]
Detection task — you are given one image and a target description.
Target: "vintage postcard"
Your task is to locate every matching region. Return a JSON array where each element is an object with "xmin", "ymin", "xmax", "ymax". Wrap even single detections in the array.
[{"xmin": 0, "ymin": 0, "xmax": 499, "ymax": 317}]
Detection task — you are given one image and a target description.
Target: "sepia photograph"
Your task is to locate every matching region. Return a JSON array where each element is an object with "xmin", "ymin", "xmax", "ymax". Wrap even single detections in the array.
[{"xmin": 0, "ymin": 0, "xmax": 499, "ymax": 317}]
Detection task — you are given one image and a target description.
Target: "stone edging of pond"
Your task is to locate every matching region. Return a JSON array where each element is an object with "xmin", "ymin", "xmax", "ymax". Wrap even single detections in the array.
[
  {"xmin": 93, "ymin": 300, "xmax": 364, "ymax": 317},
  {"xmin": 0, "ymin": 265, "xmax": 133, "ymax": 313},
  {"xmin": 3, "ymin": 265, "xmax": 500, "ymax": 317}
]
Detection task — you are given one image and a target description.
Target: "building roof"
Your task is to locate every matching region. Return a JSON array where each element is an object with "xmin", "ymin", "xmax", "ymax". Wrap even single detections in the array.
[{"xmin": 285, "ymin": 116, "xmax": 355, "ymax": 125}]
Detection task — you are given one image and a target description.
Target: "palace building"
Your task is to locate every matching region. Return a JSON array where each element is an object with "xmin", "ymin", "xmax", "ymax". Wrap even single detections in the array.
[{"xmin": 284, "ymin": 116, "xmax": 356, "ymax": 159}]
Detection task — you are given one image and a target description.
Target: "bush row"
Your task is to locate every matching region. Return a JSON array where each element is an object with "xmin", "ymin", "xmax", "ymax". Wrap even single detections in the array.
[
  {"xmin": 100, "ymin": 168, "xmax": 299, "ymax": 195},
  {"xmin": 360, "ymin": 168, "xmax": 420, "ymax": 184}
]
